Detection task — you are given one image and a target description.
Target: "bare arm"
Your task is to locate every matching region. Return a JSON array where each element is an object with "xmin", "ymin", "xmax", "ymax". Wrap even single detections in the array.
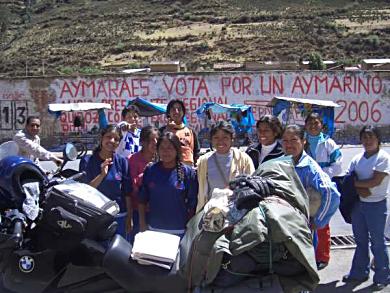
[
  {"xmin": 89, "ymin": 173, "xmax": 106, "ymax": 188},
  {"xmin": 138, "ymin": 203, "xmax": 147, "ymax": 232},
  {"xmin": 125, "ymin": 196, "xmax": 133, "ymax": 233},
  {"xmin": 354, "ymin": 171, "xmax": 388, "ymax": 189},
  {"xmin": 89, "ymin": 158, "xmax": 112, "ymax": 188}
]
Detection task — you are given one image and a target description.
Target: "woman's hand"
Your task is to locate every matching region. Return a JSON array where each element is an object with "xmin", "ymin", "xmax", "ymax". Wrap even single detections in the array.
[
  {"xmin": 118, "ymin": 121, "xmax": 131, "ymax": 132},
  {"xmin": 126, "ymin": 215, "xmax": 133, "ymax": 234},
  {"xmin": 138, "ymin": 203, "xmax": 148, "ymax": 232},
  {"xmin": 356, "ymin": 187, "xmax": 371, "ymax": 198},
  {"xmin": 89, "ymin": 158, "xmax": 112, "ymax": 189},
  {"xmin": 129, "ymin": 122, "xmax": 138, "ymax": 132},
  {"xmin": 139, "ymin": 222, "xmax": 147, "ymax": 232},
  {"xmin": 52, "ymin": 156, "xmax": 64, "ymax": 167},
  {"xmin": 100, "ymin": 158, "xmax": 112, "ymax": 177},
  {"xmin": 167, "ymin": 117, "xmax": 176, "ymax": 129}
]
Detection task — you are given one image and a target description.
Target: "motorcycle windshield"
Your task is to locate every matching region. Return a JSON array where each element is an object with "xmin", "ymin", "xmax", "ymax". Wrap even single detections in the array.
[
  {"xmin": 0, "ymin": 141, "xmax": 19, "ymax": 160},
  {"xmin": 53, "ymin": 182, "xmax": 120, "ymax": 216}
]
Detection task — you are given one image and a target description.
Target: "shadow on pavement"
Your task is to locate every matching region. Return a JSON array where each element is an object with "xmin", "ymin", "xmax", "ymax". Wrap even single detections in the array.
[{"xmin": 315, "ymin": 280, "xmax": 389, "ymax": 292}]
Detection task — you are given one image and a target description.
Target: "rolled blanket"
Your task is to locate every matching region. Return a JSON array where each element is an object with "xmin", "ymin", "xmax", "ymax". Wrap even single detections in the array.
[{"xmin": 202, "ymin": 188, "xmax": 231, "ymax": 232}]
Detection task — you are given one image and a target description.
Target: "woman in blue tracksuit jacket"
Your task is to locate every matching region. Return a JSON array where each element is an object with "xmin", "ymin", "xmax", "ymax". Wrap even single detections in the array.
[
  {"xmin": 281, "ymin": 124, "xmax": 340, "ymax": 233},
  {"xmin": 305, "ymin": 112, "xmax": 343, "ymax": 269}
]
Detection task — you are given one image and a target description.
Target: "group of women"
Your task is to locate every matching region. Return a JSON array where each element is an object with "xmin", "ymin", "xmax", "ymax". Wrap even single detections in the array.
[{"xmin": 79, "ymin": 99, "xmax": 390, "ymax": 289}]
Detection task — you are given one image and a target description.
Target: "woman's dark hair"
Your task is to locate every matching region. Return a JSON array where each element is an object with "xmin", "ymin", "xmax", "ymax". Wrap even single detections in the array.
[
  {"xmin": 157, "ymin": 132, "xmax": 184, "ymax": 184},
  {"xmin": 359, "ymin": 125, "xmax": 382, "ymax": 145},
  {"xmin": 140, "ymin": 125, "xmax": 159, "ymax": 146},
  {"xmin": 283, "ymin": 124, "xmax": 305, "ymax": 140},
  {"xmin": 209, "ymin": 121, "xmax": 235, "ymax": 140},
  {"xmin": 256, "ymin": 115, "xmax": 283, "ymax": 139},
  {"xmin": 305, "ymin": 112, "xmax": 323, "ymax": 125},
  {"xmin": 122, "ymin": 105, "xmax": 140, "ymax": 119},
  {"xmin": 166, "ymin": 99, "xmax": 186, "ymax": 121},
  {"xmin": 94, "ymin": 124, "xmax": 122, "ymax": 154}
]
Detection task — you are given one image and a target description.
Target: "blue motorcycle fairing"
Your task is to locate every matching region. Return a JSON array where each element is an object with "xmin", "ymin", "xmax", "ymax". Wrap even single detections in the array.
[{"xmin": 0, "ymin": 156, "xmax": 47, "ymax": 210}]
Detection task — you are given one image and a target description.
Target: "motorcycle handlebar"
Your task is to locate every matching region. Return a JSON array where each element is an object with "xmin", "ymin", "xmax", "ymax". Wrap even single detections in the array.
[
  {"xmin": 67, "ymin": 171, "xmax": 86, "ymax": 182},
  {"xmin": 44, "ymin": 171, "xmax": 85, "ymax": 189},
  {"xmin": 0, "ymin": 218, "xmax": 25, "ymax": 249}
]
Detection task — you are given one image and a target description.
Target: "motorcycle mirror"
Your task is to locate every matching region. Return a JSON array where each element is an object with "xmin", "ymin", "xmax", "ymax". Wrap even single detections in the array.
[{"xmin": 64, "ymin": 143, "xmax": 78, "ymax": 161}]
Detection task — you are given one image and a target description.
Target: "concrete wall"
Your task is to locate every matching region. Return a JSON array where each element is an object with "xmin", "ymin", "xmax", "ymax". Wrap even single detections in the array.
[{"xmin": 0, "ymin": 71, "xmax": 389, "ymax": 147}]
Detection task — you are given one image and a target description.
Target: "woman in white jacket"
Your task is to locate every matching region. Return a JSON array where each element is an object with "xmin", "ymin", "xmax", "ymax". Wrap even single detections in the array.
[{"xmin": 196, "ymin": 121, "xmax": 255, "ymax": 212}]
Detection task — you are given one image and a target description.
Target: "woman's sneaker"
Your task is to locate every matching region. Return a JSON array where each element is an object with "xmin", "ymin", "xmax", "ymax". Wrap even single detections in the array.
[
  {"xmin": 316, "ymin": 261, "xmax": 328, "ymax": 270},
  {"xmin": 372, "ymin": 283, "xmax": 387, "ymax": 291}
]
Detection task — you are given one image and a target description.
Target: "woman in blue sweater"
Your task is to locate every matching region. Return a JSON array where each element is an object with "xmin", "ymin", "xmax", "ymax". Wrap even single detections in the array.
[
  {"xmin": 138, "ymin": 132, "xmax": 198, "ymax": 237},
  {"xmin": 81, "ymin": 124, "xmax": 132, "ymax": 238}
]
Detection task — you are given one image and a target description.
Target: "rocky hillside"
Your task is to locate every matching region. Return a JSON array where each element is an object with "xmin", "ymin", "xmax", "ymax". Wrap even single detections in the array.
[{"xmin": 0, "ymin": 0, "xmax": 389, "ymax": 76}]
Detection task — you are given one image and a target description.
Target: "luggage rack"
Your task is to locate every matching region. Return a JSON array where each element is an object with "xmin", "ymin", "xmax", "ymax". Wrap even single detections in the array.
[{"xmin": 331, "ymin": 235, "xmax": 390, "ymax": 249}]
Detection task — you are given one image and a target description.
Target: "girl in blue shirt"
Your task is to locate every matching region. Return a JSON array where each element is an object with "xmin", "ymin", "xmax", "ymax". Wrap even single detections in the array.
[
  {"xmin": 138, "ymin": 132, "xmax": 198, "ymax": 237},
  {"xmin": 81, "ymin": 124, "xmax": 132, "ymax": 238}
]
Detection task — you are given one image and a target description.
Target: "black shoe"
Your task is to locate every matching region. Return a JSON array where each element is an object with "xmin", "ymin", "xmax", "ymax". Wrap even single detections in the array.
[
  {"xmin": 342, "ymin": 274, "xmax": 369, "ymax": 283},
  {"xmin": 372, "ymin": 283, "xmax": 388, "ymax": 291},
  {"xmin": 316, "ymin": 261, "xmax": 328, "ymax": 270}
]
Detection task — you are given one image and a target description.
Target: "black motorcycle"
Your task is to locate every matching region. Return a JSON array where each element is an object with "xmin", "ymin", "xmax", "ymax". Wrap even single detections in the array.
[{"xmin": 0, "ymin": 143, "xmax": 187, "ymax": 293}]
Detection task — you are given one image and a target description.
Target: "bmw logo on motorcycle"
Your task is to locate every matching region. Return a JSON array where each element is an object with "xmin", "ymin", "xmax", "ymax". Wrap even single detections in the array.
[{"xmin": 19, "ymin": 256, "xmax": 35, "ymax": 273}]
